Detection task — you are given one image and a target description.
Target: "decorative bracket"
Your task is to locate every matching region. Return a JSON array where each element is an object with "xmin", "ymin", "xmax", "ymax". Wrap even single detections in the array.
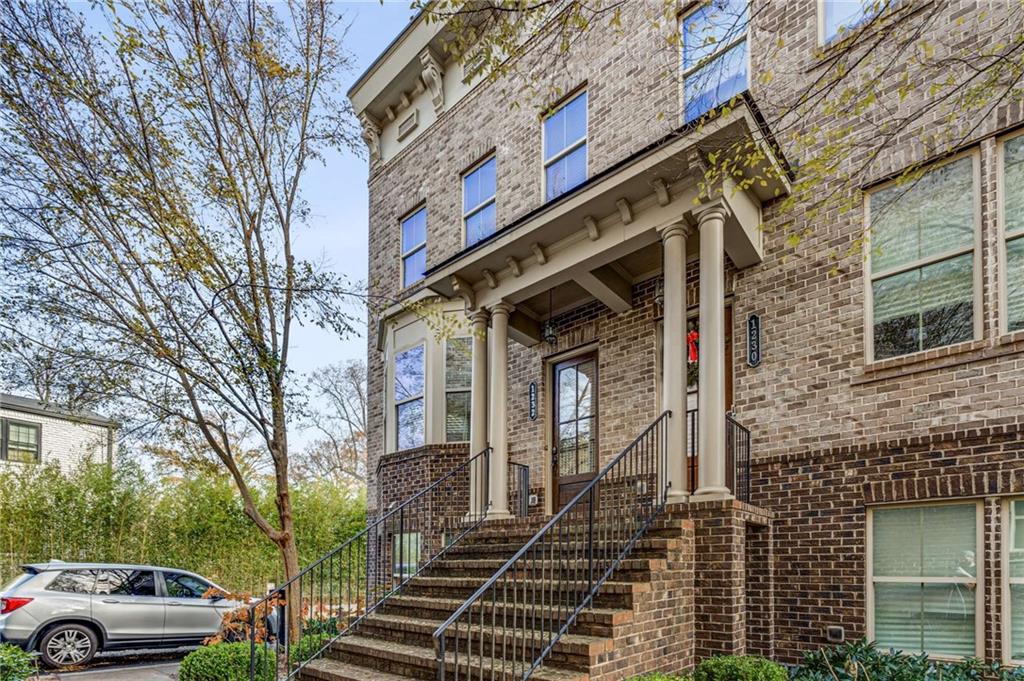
[
  {"xmin": 358, "ymin": 112, "xmax": 382, "ymax": 164},
  {"xmin": 419, "ymin": 47, "xmax": 445, "ymax": 114},
  {"xmin": 451, "ymin": 275, "xmax": 476, "ymax": 311}
]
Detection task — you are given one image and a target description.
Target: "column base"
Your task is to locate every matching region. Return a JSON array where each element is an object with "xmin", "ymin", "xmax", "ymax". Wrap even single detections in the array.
[
  {"xmin": 691, "ymin": 486, "xmax": 734, "ymax": 501},
  {"xmin": 486, "ymin": 508, "xmax": 513, "ymax": 521},
  {"xmin": 666, "ymin": 489, "xmax": 690, "ymax": 505}
]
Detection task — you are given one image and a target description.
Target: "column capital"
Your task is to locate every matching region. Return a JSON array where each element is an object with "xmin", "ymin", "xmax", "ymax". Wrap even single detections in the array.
[
  {"xmin": 693, "ymin": 200, "xmax": 731, "ymax": 226},
  {"xmin": 658, "ymin": 221, "xmax": 692, "ymax": 242},
  {"xmin": 468, "ymin": 308, "xmax": 490, "ymax": 325},
  {"xmin": 490, "ymin": 301, "xmax": 515, "ymax": 317}
]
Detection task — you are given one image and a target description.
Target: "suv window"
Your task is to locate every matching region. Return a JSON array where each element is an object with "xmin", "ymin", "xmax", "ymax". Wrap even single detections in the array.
[
  {"xmin": 46, "ymin": 570, "xmax": 97, "ymax": 594},
  {"xmin": 95, "ymin": 570, "xmax": 156, "ymax": 597},
  {"xmin": 163, "ymin": 572, "xmax": 211, "ymax": 599}
]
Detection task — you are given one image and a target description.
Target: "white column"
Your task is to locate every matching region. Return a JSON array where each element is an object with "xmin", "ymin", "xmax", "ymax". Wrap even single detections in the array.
[
  {"xmin": 487, "ymin": 302, "xmax": 514, "ymax": 519},
  {"xmin": 693, "ymin": 204, "xmax": 732, "ymax": 499},
  {"xmin": 659, "ymin": 222, "xmax": 690, "ymax": 505},
  {"xmin": 469, "ymin": 308, "xmax": 490, "ymax": 517}
]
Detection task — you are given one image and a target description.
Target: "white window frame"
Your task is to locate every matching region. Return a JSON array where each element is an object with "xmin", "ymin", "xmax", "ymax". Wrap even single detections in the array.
[
  {"xmin": 863, "ymin": 149, "xmax": 983, "ymax": 364},
  {"xmin": 400, "ymin": 206, "xmax": 427, "ymax": 288},
  {"xmin": 999, "ymin": 128, "xmax": 1024, "ymax": 337},
  {"xmin": 541, "ymin": 90, "xmax": 588, "ymax": 202},
  {"xmin": 865, "ymin": 499, "xmax": 985, "ymax": 661},
  {"xmin": 1002, "ymin": 498, "xmax": 1024, "ymax": 665},
  {"xmin": 817, "ymin": 0, "xmax": 890, "ymax": 46},
  {"xmin": 393, "ymin": 342, "xmax": 425, "ymax": 452},
  {"xmin": 679, "ymin": 0, "xmax": 750, "ymax": 124},
  {"xmin": 462, "ymin": 156, "xmax": 497, "ymax": 247},
  {"xmin": 444, "ymin": 336, "xmax": 472, "ymax": 443}
]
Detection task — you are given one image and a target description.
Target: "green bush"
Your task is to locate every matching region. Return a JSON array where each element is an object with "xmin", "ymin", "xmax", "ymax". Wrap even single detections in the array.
[
  {"xmin": 179, "ymin": 642, "xmax": 275, "ymax": 681},
  {"xmin": 629, "ymin": 674, "xmax": 691, "ymax": 681},
  {"xmin": 693, "ymin": 655, "xmax": 787, "ymax": 681},
  {"xmin": 792, "ymin": 640, "xmax": 1024, "ymax": 681},
  {"xmin": 0, "ymin": 643, "xmax": 35, "ymax": 681},
  {"xmin": 289, "ymin": 633, "xmax": 332, "ymax": 666}
]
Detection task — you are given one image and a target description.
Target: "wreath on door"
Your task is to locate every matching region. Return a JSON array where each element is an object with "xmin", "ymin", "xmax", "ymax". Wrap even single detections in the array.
[{"xmin": 686, "ymin": 326, "xmax": 699, "ymax": 388}]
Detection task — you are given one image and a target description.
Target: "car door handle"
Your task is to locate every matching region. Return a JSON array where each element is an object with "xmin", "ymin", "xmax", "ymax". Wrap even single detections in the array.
[
  {"xmin": 101, "ymin": 599, "xmax": 119, "ymax": 604},
  {"xmin": 167, "ymin": 601, "xmax": 182, "ymax": 606}
]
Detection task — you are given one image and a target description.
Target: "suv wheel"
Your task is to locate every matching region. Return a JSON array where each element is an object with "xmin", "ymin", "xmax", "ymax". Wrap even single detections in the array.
[{"xmin": 39, "ymin": 623, "xmax": 98, "ymax": 668}]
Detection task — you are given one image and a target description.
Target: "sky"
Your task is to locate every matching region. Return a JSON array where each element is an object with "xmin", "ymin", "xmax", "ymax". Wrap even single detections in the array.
[{"xmin": 289, "ymin": 1, "xmax": 416, "ymax": 378}]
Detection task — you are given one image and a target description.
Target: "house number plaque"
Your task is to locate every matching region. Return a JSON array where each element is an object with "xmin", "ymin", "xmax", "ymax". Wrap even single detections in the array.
[
  {"xmin": 528, "ymin": 382, "xmax": 538, "ymax": 421},
  {"xmin": 747, "ymin": 313, "xmax": 762, "ymax": 368}
]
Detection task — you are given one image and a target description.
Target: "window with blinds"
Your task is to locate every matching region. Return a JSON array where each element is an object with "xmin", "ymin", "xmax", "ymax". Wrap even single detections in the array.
[
  {"xmin": 869, "ymin": 503, "xmax": 981, "ymax": 658},
  {"xmin": 445, "ymin": 337, "xmax": 472, "ymax": 443},
  {"xmin": 867, "ymin": 154, "xmax": 978, "ymax": 360},
  {"xmin": 1003, "ymin": 133, "xmax": 1024, "ymax": 333}
]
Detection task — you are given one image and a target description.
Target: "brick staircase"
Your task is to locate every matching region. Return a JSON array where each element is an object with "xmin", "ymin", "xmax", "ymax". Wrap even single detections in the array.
[{"xmin": 299, "ymin": 517, "xmax": 692, "ymax": 681}]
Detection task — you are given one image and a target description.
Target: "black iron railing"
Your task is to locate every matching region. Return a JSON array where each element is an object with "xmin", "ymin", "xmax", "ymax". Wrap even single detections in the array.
[
  {"xmin": 508, "ymin": 461, "xmax": 530, "ymax": 518},
  {"xmin": 686, "ymin": 409, "xmax": 751, "ymax": 503},
  {"xmin": 432, "ymin": 412, "xmax": 671, "ymax": 681},
  {"xmin": 248, "ymin": 448, "xmax": 492, "ymax": 681}
]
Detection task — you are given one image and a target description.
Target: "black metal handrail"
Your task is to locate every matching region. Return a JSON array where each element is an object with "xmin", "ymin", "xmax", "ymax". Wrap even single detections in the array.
[
  {"xmin": 508, "ymin": 461, "xmax": 530, "ymax": 518},
  {"xmin": 248, "ymin": 448, "xmax": 492, "ymax": 681},
  {"xmin": 686, "ymin": 409, "xmax": 751, "ymax": 503},
  {"xmin": 432, "ymin": 412, "xmax": 671, "ymax": 681}
]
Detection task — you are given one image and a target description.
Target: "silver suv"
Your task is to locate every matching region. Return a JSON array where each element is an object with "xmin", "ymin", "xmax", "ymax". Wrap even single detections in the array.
[{"xmin": 0, "ymin": 561, "xmax": 241, "ymax": 667}]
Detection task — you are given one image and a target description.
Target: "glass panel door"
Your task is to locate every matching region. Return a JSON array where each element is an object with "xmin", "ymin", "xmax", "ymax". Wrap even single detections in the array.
[{"xmin": 552, "ymin": 353, "xmax": 598, "ymax": 510}]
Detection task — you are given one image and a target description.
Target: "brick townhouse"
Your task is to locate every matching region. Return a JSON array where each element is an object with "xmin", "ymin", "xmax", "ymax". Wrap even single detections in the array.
[{"xmin": 313, "ymin": 1, "xmax": 1024, "ymax": 678}]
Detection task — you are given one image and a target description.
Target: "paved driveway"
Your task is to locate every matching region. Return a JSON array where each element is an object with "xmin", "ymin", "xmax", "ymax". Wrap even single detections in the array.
[{"xmin": 39, "ymin": 661, "xmax": 180, "ymax": 680}]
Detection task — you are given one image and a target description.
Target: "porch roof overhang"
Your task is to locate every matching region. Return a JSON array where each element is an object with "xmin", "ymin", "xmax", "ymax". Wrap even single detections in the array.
[{"xmin": 420, "ymin": 101, "xmax": 790, "ymax": 346}]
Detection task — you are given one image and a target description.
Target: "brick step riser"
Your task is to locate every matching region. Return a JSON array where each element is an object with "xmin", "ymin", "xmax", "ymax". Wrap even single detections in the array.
[
  {"xmin": 424, "ymin": 565, "xmax": 656, "ymax": 582},
  {"xmin": 466, "ymin": 523, "xmax": 685, "ymax": 545},
  {"xmin": 445, "ymin": 543, "xmax": 672, "ymax": 559},
  {"xmin": 399, "ymin": 583, "xmax": 637, "ymax": 609},
  {"xmin": 376, "ymin": 601, "xmax": 616, "ymax": 638},
  {"xmin": 355, "ymin": 623, "xmax": 592, "ymax": 672}
]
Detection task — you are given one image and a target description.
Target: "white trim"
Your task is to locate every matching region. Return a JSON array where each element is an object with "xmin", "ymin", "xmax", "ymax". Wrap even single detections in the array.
[
  {"xmin": 998, "ymin": 129, "xmax": 1024, "ymax": 336},
  {"xmin": 863, "ymin": 149, "xmax": 983, "ymax": 364},
  {"xmin": 541, "ymin": 90, "xmax": 588, "ymax": 202},
  {"xmin": 866, "ymin": 499, "xmax": 985, "ymax": 660},
  {"xmin": 1003, "ymin": 497, "xmax": 1024, "ymax": 665}
]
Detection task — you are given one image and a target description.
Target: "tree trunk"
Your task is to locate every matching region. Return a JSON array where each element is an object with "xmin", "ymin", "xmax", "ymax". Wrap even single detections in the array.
[{"xmin": 277, "ymin": 518, "xmax": 302, "ymax": 644}]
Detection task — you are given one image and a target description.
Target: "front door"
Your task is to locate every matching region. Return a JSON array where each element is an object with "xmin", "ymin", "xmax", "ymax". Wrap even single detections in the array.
[{"xmin": 552, "ymin": 352, "xmax": 598, "ymax": 510}]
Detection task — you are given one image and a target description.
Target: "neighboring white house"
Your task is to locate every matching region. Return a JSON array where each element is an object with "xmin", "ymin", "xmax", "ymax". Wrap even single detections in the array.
[{"xmin": 0, "ymin": 393, "xmax": 116, "ymax": 471}]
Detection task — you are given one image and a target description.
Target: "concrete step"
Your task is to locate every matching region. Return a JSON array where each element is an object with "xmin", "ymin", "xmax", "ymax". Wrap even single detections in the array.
[
  {"xmin": 324, "ymin": 634, "xmax": 587, "ymax": 681},
  {"xmin": 426, "ymin": 556, "xmax": 667, "ymax": 581},
  {"xmin": 445, "ymin": 536, "xmax": 682, "ymax": 559},
  {"xmin": 378, "ymin": 595, "xmax": 632, "ymax": 637},
  {"xmin": 300, "ymin": 657, "xmax": 418, "ymax": 681},
  {"xmin": 401, "ymin": 575, "xmax": 648, "ymax": 608}
]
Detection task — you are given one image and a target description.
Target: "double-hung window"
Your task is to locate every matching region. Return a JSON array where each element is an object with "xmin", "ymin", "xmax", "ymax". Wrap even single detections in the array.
[
  {"xmin": 1005, "ymin": 500, "xmax": 1024, "ymax": 663},
  {"xmin": 543, "ymin": 91, "xmax": 587, "ymax": 201},
  {"xmin": 868, "ymin": 502, "xmax": 982, "ymax": 658},
  {"xmin": 1002, "ymin": 133, "xmax": 1024, "ymax": 333},
  {"xmin": 444, "ymin": 337, "xmax": 472, "ymax": 442},
  {"xmin": 821, "ymin": 0, "xmax": 889, "ymax": 44},
  {"xmin": 463, "ymin": 157, "xmax": 497, "ymax": 247},
  {"xmin": 401, "ymin": 207, "xmax": 427, "ymax": 287},
  {"xmin": 1, "ymin": 419, "xmax": 40, "ymax": 463},
  {"xmin": 867, "ymin": 154, "xmax": 979, "ymax": 361},
  {"xmin": 681, "ymin": 0, "xmax": 749, "ymax": 124},
  {"xmin": 394, "ymin": 344, "xmax": 425, "ymax": 450}
]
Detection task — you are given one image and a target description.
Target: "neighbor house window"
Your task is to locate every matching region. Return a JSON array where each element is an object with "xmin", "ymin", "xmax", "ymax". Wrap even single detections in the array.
[
  {"xmin": 867, "ymin": 154, "xmax": 978, "ymax": 361},
  {"xmin": 1, "ymin": 419, "xmax": 40, "ymax": 463},
  {"xmin": 392, "ymin": 532, "xmax": 421, "ymax": 578},
  {"xmin": 1005, "ymin": 499, "xmax": 1024, "ymax": 663},
  {"xmin": 681, "ymin": 0, "xmax": 748, "ymax": 123},
  {"xmin": 401, "ymin": 207, "xmax": 427, "ymax": 287},
  {"xmin": 394, "ymin": 344, "xmax": 425, "ymax": 450},
  {"xmin": 445, "ymin": 337, "xmax": 472, "ymax": 442},
  {"xmin": 543, "ymin": 91, "xmax": 587, "ymax": 201},
  {"xmin": 821, "ymin": 0, "xmax": 888, "ymax": 44},
  {"xmin": 868, "ymin": 503, "xmax": 981, "ymax": 658},
  {"xmin": 463, "ymin": 157, "xmax": 497, "ymax": 247},
  {"xmin": 1003, "ymin": 133, "xmax": 1024, "ymax": 333}
]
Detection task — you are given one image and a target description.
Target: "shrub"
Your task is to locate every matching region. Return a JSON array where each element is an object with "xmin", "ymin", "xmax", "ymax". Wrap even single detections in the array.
[
  {"xmin": 289, "ymin": 633, "xmax": 333, "ymax": 666},
  {"xmin": 179, "ymin": 642, "xmax": 275, "ymax": 681},
  {"xmin": 629, "ymin": 674, "xmax": 691, "ymax": 681},
  {"xmin": 693, "ymin": 655, "xmax": 787, "ymax": 681},
  {"xmin": 0, "ymin": 644, "xmax": 35, "ymax": 681},
  {"xmin": 791, "ymin": 639, "xmax": 1024, "ymax": 681}
]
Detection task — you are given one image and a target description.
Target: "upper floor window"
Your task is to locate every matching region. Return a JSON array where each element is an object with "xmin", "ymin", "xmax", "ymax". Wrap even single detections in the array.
[
  {"xmin": 1003, "ymin": 133, "xmax": 1024, "ymax": 333},
  {"xmin": 464, "ymin": 157, "xmax": 497, "ymax": 247},
  {"xmin": 869, "ymin": 502, "xmax": 981, "ymax": 658},
  {"xmin": 445, "ymin": 337, "xmax": 472, "ymax": 442},
  {"xmin": 394, "ymin": 344, "xmax": 425, "ymax": 450},
  {"xmin": 2, "ymin": 418, "xmax": 40, "ymax": 463},
  {"xmin": 681, "ymin": 0, "xmax": 748, "ymax": 124},
  {"xmin": 867, "ymin": 154, "xmax": 978, "ymax": 361},
  {"xmin": 821, "ymin": 0, "xmax": 887, "ymax": 44},
  {"xmin": 401, "ymin": 207, "xmax": 427, "ymax": 287},
  {"xmin": 543, "ymin": 91, "xmax": 587, "ymax": 201}
]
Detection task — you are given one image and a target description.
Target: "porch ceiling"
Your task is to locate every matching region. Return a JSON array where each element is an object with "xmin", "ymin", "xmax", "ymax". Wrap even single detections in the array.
[{"xmin": 421, "ymin": 103, "xmax": 789, "ymax": 344}]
